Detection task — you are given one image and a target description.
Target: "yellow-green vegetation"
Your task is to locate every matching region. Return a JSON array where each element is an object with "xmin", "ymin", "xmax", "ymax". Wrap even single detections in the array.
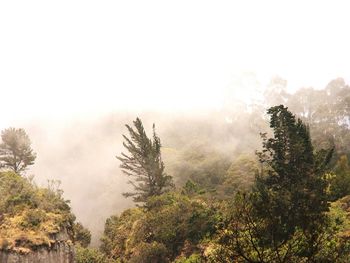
[
  {"xmin": 329, "ymin": 196, "xmax": 350, "ymax": 237},
  {"xmin": 100, "ymin": 192, "xmax": 220, "ymax": 263},
  {"xmin": 220, "ymin": 154, "xmax": 259, "ymax": 195},
  {"xmin": 0, "ymin": 171, "xmax": 75, "ymax": 253},
  {"xmin": 75, "ymin": 245, "xmax": 112, "ymax": 263}
]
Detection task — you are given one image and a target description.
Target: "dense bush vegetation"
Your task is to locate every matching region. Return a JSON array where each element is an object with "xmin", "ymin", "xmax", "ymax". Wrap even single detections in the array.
[
  {"xmin": 0, "ymin": 172, "xmax": 75, "ymax": 252},
  {"xmin": 100, "ymin": 192, "xmax": 220, "ymax": 262}
]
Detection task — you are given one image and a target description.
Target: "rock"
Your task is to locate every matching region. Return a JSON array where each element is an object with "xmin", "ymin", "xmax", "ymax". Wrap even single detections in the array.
[{"xmin": 0, "ymin": 241, "xmax": 75, "ymax": 263}]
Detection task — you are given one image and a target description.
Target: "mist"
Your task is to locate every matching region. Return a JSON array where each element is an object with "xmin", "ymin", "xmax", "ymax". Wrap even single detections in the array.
[
  {"xmin": 1, "ymin": 1, "xmax": 350, "ymax": 255},
  {"xmin": 0, "ymin": 71, "xmax": 345, "ymax": 248},
  {"xmin": 13, "ymin": 104, "xmax": 261, "ymax": 244}
]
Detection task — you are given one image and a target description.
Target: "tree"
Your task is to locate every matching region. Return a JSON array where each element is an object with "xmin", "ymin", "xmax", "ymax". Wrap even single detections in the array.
[
  {"xmin": 214, "ymin": 105, "xmax": 335, "ymax": 262},
  {"xmin": 254, "ymin": 105, "xmax": 333, "ymax": 256},
  {"xmin": 0, "ymin": 127, "xmax": 36, "ymax": 174},
  {"xmin": 117, "ymin": 118, "xmax": 173, "ymax": 204}
]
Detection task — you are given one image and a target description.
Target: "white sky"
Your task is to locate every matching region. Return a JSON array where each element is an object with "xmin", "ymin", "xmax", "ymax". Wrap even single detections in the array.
[{"xmin": 1, "ymin": 1, "xmax": 350, "ymax": 126}]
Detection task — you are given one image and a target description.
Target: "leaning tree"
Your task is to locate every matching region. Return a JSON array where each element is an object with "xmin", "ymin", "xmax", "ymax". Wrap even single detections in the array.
[{"xmin": 117, "ymin": 118, "xmax": 173, "ymax": 204}]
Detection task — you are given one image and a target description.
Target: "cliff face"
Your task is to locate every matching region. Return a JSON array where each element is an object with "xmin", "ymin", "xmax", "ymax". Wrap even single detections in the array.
[{"xmin": 0, "ymin": 241, "xmax": 75, "ymax": 263}]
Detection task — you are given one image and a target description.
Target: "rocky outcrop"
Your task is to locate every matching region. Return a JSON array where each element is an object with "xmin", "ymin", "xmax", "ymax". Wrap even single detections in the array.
[{"xmin": 0, "ymin": 241, "xmax": 75, "ymax": 263}]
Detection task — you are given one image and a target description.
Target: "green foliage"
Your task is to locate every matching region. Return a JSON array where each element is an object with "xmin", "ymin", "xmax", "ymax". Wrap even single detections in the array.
[
  {"xmin": 0, "ymin": 171, "xmax": 36, "ymax": 216},
  {"xmin": 0, "ymin": 171, "xmax": 76, "ymax": 252},
  {"xmin": 100, "ymin": 208, "xmax": 144, "ymax": 261},
  {"xmin": 0, "ymin": 127, "xmax": 36, "ymax": 174},
  {"xmin": 212, "ymin": 105, "xmax": 337, "ymax": 262},
  {"xmin": 181, "ymin": 180, "xmax": 205, "ymax": 197},
  {"xmin": 174, "ymin": 253, "xmax": 201, "ymax": 263},
  {"xmin": 220, "ymin": 154, "xmax": 258, "ymax": 195},
  {"xmin": 164, "ymin": 142, "xmax": 231, "ymax": 191},
  {"xmin": 330, "ymin": 155, "xmax": 350, "ymax": 200},
  {"xmin": 117, "ymin": 118, "xmax": 173, "ymax": 204},
  {"xmin": 74, "ymin": 222, "xmax": 92, "ymax": 248},
  {"xmin": 211, "ymin": 193, "xmax": 350, "ymax": 262},
  {"xmin": 101, "ymin": 192, "xmax": 220, "ymax": 262},
  {"xmin": 75, "ymin": 245, "xmax": 112, "ymax": 263},
  {"xmin": 255, "ymin": 105, "xmax": 331, "ymax": 244},
  {"xmin": 273, "ymin": 78, "xmax": 350, "ymax": 157},
  {"xmin": 129, "ymin": 241, "xmax": 168, "ymax": 263},
  {"xmin": 23, "ymin": 209, "xmax": 47, "ymax": 227}
]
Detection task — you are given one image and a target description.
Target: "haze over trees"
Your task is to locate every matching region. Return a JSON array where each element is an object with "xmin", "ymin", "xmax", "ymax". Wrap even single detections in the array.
[{"xmin": 1, "ymin": 78, "xmax": 350, "ymax": 262}]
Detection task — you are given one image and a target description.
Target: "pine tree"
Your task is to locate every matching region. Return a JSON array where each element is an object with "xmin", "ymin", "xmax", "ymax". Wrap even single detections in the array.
[
  {"xmin": 0, "ymin": 127, "xmax": 37, "ymax": 174},
  {"xmin": 255, "ymin": 105, "xmax": 333, "ymax": 250},
  {"xmin": 117, "ymin": 118, "xmax": 173, "ymax": 204}
]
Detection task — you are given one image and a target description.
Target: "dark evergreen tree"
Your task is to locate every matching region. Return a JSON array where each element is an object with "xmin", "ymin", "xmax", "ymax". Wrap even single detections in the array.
[
  {"xmin": 0, "ymin": 127, "xmax": 36, "ymax": 174},
  {"xmin": 214, "ymin": 105, "xmax": 336, "ymax": 262},
  {"xmin": 117, "ymin": 118, "xmax": 173, "ymax": 204},
  {"xmin": 255, "ymin": 105, "xmax": 333, "ymax": 254}
]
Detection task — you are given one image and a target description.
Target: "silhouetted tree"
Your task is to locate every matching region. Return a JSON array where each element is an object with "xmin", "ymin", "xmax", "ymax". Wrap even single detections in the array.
[
  {"xmin": 117, "ymin": 118, "xmax": 173, "ymax": 204},
  {"xmin": 0, "ymin": 127, "xmax": 36, "ymax": 174}
]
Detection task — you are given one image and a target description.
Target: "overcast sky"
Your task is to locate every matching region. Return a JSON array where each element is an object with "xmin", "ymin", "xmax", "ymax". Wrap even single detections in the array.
[{"xmin": 1, "ymin": 0, "xmax": 350, "ymax": 126}]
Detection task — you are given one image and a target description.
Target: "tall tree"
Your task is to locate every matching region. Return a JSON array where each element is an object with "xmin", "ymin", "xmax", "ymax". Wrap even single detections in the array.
[
  {"xmin": 215, "ymin": 105, "xmax": 335, "ymax": 262},
  {"xmin": 255, "ymin": 105, "xmax": 333, "ymax": 254},
  {"xmin": 0, "ymin": 127, "xmax": 36, "ymax": 174},
  {"xmin": 117, "ymin": 118, "xmax": 173, "ymax": 204}
]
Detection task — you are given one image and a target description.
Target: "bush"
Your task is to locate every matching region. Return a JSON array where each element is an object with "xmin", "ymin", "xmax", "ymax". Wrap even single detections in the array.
[
  {"xmin": 75, "ymin": 245, "xmax": 110, "ymax": 263},
  {"xmin": 101, "ymin": 192, "xmax": 220, "ymax": 262},
  {"xmin": 74, "ymin": 222, "xmax": 91, "ymax": 248},
  {"xmin": 0, "ymin": 171, "xmax": 77, "ymax": 251}
]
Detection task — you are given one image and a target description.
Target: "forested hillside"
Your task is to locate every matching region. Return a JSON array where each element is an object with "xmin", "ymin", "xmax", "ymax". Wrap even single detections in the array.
[{"xmin": 1, "ymin": 78, "xmax": 350, "ymax": 262}]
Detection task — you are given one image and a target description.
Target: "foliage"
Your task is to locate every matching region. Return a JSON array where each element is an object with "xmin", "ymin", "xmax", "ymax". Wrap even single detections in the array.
[
  {"xmin": 329, "ymin": 155, "xmax": 350, "ymax": 200},
  {"xmin": 173, "ymin": 253, "xmax": 201, "ymax": 263},
  {"xmin": 129, "ymin": 241, "xmax": 168, "ymax": 263},
  {"xmin": 117, "ymin": 118, "xmax": 173, "ymax": 204},
  {"xmin": 74, "ymin": 222, "xmax": 92, "ymax": 248},
  {"xmin": 266, "ymin": 78, "xmax": 350, "ymax": 158},
  {"xmin": 255, "ymin": 105, "xmax": 332, "ymax": 244},
  {"xmin": 210, "ymin": 193, "xmax": 350, "ymax": 262},
  {"xmin": 211, "ymin": 105, "xmax": 336, "ymax": 262},
  {"xmin": 100, "ymin": 192, "xmax": 220, "ymax": 262},
  {"xmin": 0, "ymin": 127, "xmax": 36, "ymax": 174},
  {"xmin": 181, "ymin": 180, "xmax": 205, "ymax": 197},
  {"xmin": 75, "ymin": 245, "xmax": 112, "ymax": 263},
  {"xmin": 0, "ymin": 171, "xmax": 76, "ymax": 252},
  {"xmin": 163, "ymin": 141, "xmax": 231, "ymax": 192},
  {"xmin": 100, "ymin": 208, "xmax": 144, "ymax": 261},
  {"xmin": 220, "ymin": 154, "xmax": 258, "ymax": 195}
]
